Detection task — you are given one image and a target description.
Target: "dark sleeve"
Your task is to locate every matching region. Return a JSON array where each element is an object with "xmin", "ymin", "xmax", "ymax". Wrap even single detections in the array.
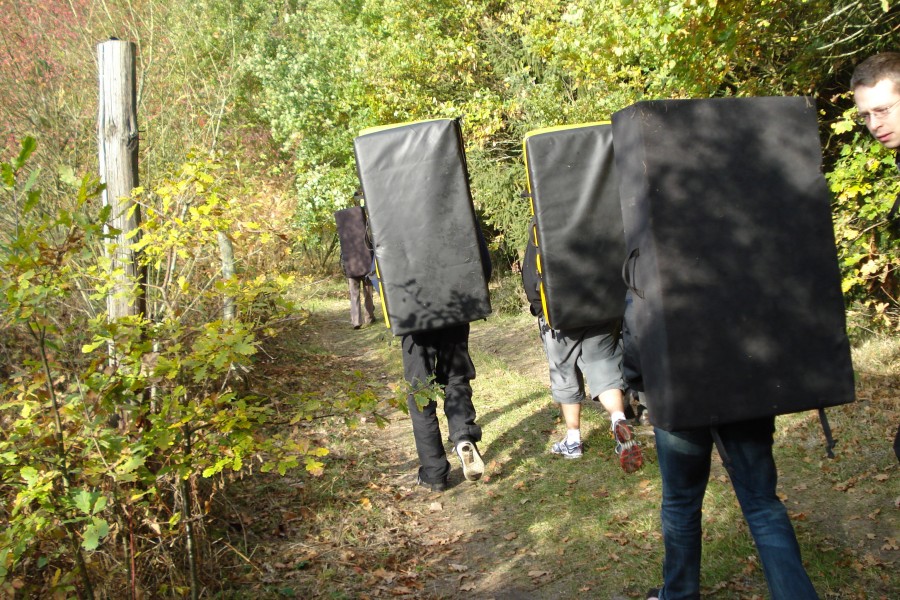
[
  {"xmin": 521, "ymin": 236, "xmax": 542, "ymax": 317},
  {"xmin": 476, "ymin": 223, "xmax": 492, "ymax": 281}
]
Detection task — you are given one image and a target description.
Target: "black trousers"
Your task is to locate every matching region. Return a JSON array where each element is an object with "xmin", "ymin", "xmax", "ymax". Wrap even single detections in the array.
[{"xmin": 401, "ymin": 323, "xmax": 482, "ymax": 483}]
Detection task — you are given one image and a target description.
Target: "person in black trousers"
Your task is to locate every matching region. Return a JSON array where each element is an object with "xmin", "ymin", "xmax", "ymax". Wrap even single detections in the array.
[{"xmin": 402, "ymin": 229, "xmax": 492, "ymax": 492}]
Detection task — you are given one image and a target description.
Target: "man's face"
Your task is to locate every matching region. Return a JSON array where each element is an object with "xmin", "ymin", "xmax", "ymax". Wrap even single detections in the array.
[{"xmin": 853, "ymin": 78, "xmax": 900, "ymax": 149}]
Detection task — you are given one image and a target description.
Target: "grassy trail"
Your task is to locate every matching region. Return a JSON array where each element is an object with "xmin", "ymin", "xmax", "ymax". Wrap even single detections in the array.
[{"xmin": 226, "ymin": 282, "xmax": 898, "ymax": 599}]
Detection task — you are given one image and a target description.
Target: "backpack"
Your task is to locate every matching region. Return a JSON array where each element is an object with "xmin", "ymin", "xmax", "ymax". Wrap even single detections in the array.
[{"xmin": 521, "ymin": 225, "xmax": 543, "ymax": 317}]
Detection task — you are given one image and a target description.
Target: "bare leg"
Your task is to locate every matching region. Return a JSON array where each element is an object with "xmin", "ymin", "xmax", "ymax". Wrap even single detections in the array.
[
  {"xmin": 594, "ymin": 388, "xmax": 643, "ymax": 473},
  {"xmin": 560, "ymin": 402, "xmax": 581, "ymax": 431},
  {"xmin": 594, "ymin": 388, "xmax": 625, "ymax": 418}
]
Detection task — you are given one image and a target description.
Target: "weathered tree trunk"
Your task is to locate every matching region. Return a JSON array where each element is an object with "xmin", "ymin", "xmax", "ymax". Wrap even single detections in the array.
[
  {"xmin": 98, "ymin": 39, "xmax": 145, "ymax": 328},
  {"xmin": 218, "ymin": 230, "xmax": 236, "ymax": 321}
]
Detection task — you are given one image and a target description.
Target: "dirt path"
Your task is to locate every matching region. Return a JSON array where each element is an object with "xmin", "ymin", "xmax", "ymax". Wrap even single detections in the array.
[
  {"xmin": 300, "ymin": 299, "xmax": 560, "ymax": 599},
  {"xmin": 231, "ymin": 293, "xmax": 898, "ymax": 599}
]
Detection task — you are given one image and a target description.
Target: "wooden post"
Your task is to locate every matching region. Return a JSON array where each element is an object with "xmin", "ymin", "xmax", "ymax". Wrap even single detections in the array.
[{"xmin": 98, "ymin": 39, "xmax": 144, "ymax": 325}]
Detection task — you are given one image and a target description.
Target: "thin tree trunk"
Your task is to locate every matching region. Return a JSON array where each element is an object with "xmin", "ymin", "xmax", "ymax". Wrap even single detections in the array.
[
  {"xmin": 181, "ymin": 426, "xmax": 200, "ymax": 600},
  {"xmin": 218, "ymin": 230, "xmax": 235, "ymax": 321}
]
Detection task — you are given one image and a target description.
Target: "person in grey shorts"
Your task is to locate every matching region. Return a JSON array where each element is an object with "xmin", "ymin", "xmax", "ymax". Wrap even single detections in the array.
[
  {"xmin": 538, "ymin": 315, "xmax": 643, "ymax": 471},
  {"xmin": 522, "ymin": 237, "xmax": 643, "ymax": 472}
]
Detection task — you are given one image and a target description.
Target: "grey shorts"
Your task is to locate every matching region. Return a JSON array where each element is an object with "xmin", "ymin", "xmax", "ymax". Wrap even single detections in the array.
[{"xmin": 539, "ymin": 316, "xmax": 624, "ymax": 405}]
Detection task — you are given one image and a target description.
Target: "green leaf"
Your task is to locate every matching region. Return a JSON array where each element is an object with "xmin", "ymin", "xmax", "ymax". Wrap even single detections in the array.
[
  {"xmin": 92, "ymin": 494, "xmax": 108, "ymax": 514},
  {"xmin": 23, "ymin": 189, "xmax": 41, "ymax": 213},
  {"xmin": 73, "ymin": 489, "xmax": 95, "ymax": 515},
  {"xmin": 22, "ymin": 167, "xmax": 40, "ymax": 194},
  {"xmin": 0, "ymin": 163, "xmax": 14, "ymax": 187},
  {"xmin": 59, "ymin": 165, "xmax": 78, "ymax": 187},
  {"xmin": 233, "ymin": 340, "xmax": 257, "ymax": 355},
  {"xmin": 81, "ymin": 517, "xmax": 109, "ymax": 551},
  {"xmin": 202, "ymin": 457, "xmax": 231, "ymax": 477},
  {"xmin": 14, "ymin": 136, "xmax": 37, "ymax": 170},
  {"xmin": 116, "ymin": 454, "xmax": 145, "ymax": 475},
  {"xmin": 82, "ymin": 339, "xmax": 107, "ymax": 353},
  {"xmin": 20, "ymin": 466, "xmax": 39, "ymax": 484}
]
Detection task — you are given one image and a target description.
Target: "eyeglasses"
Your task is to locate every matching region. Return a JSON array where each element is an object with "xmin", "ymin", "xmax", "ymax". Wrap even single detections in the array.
[{"xmin": 855, "ymin": 98, "xmax": 900, "ymax": 126}]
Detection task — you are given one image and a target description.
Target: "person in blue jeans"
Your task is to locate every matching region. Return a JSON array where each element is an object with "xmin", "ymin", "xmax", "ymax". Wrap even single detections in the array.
[
  {"xmin": 645, "ymin": 417, "xmax": 819, "ymax": 600},
  {"xmin": 624, "ymin": 292, "xmax": 819, "ymax": 599}
]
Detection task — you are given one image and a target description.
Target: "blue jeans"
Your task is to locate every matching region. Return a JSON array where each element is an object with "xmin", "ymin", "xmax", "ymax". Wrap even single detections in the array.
[{"xmin": 654, "ymin": 417, "xmax": 818, "ymax": 600}]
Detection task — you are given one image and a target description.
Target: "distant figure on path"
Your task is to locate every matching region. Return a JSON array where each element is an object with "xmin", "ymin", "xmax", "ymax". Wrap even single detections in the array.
[{"xmin": 334, "ymin": 206, "xmax": 375, "ymax": 329}]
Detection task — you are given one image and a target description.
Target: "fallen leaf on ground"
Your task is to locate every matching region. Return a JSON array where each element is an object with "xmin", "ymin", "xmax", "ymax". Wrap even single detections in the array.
[
  {"xmin": 428, "ymin": 501, "xmax": 443, "ymax": 512},
  {"xmin": 448, "ymin": 563, "xmax": 468, "ymax": 572},
  {"xmin": 372, "ymin": 568, "xmax": 395, "ymax": 583},
  {"xmin": 390, "ymin": 585, "xmax": 413, "ymax": 595}
]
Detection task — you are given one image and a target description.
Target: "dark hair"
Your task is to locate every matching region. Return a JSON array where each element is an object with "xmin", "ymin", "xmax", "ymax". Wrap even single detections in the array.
[{"xmin": 851, "ymin": 52, "xmax": 900, "ymax": 90}]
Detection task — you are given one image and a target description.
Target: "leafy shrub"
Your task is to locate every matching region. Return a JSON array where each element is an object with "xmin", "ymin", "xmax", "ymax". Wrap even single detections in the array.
[
  {"xmin": 0, "ymin": 141, "xmax": 389, "ymax": 598},
  {"xmin": 826, "ymin": 111, "xmax": 900, "ymax": 333},
  {"xmin": 490, "ymin": 271, "xmax": 529, "ymax": 317}
]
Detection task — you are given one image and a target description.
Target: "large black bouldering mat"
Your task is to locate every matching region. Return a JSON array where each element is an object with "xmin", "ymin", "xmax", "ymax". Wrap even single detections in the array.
[
  {"xmin": 612, "ymin": 96, "xmax": 855, "ymax": 431},
  {"xmin": 523, "ymin": 122, "xmax": 627, "ymax": 330},
  {"xmin": 353, "ymin": 118, "xmax": 491, "ymax": 335}
]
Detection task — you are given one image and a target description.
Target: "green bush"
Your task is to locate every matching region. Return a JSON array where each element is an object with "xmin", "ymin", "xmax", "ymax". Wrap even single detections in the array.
[
  {"xmin": 490, "ymin": 271, "xmax": 529, "ymax": 317},
  {"xmin": 0, "ymin": 141, "xmax": 390, "ymax": 598},
  {"xmin": 826, "ymin": 111, "xmax": 900, "ymax": 333}
]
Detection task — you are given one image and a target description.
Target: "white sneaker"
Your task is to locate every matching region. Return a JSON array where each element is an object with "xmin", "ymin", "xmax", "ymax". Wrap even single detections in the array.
[
  {"xmin": 550, "ymin": 438, "xmax": 583, "ymax": 459},
  {"xmin": 455, "ymin": 440, "xmax": 484, "ymax": 481}
]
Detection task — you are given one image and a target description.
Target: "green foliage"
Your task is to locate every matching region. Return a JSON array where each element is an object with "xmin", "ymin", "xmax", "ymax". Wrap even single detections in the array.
[
  {"xmin": 242, "ymin": 0, "xmax": 900, "ymax": 294},
  {"xmin": 490, "ymin": 270, "xmax": 530, "ymax": 317},
  {"xmin": 826, "ymin": 112, "xmax": 900, "ymax": 332},
  {"xmin": 0, "ymin": 142, "xmax": 391, "ymax": 596},
  {"xmin": 467, "ymin": 148, "xmax": 532, "ymax": 260}
]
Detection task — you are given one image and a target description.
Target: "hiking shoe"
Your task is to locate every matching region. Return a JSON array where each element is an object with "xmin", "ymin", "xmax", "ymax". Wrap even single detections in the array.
[
  {"xmin": 416, "ymin": 475, "xmax": 448, "ymax": 492},
  {"xmin": 613, "ymin": 419, "xmax": 644, "ymax": 473},
  {"xmin": 455, "ymin": 440, "xmax": 484, "ymax": 481},
  {"xmin": 646, "ymin": 588, "xmax": 661, "ymax": 600},
  {"xmin": 550, "ymin": 438, "xmax": 583, "ymax": 459}
]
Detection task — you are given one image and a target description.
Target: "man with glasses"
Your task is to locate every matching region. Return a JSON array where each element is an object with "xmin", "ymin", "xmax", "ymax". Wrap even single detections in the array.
[{"xmin": 852, "ymin": 52, "xmax": 900, "ymax": 217}]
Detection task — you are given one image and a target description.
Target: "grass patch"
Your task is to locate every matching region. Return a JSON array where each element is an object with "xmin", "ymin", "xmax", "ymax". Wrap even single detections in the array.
[{"xmin": 210, "ymin": 287, "xmax": 898, "ymax": 599}]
